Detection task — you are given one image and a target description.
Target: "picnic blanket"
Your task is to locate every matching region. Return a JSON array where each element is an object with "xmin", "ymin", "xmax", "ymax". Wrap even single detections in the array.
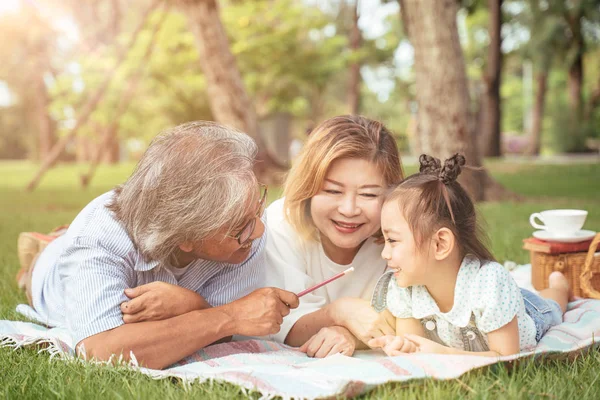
[{"xmin": 2, "ymin": 264, "xmax": 600, "ymax": 399}]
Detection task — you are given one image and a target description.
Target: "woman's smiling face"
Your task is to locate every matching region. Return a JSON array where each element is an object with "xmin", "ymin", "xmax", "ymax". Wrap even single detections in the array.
[{"xmin": 310, "ymin": 158, "xmax": 386, "ymax": 264}]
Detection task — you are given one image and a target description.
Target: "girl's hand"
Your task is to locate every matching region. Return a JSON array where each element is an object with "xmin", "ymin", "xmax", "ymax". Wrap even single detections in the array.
[
  {"xmin": 299, "ymin": 326, "xmax": 357, "ymax": 358},
  {"xmin": 329, "ymin": 298, "xmax": 396, "ymax": 345},
  {"xmin": 403, "ymin": 334, "xmax": 450, "ymax": 354},
  {"xmin": 368, "ymin": 335, "xmax": 417, "ymax": 356},
  {"xmin": 120, "ymin": 281, "xmax": 210, "ymax": 323}
]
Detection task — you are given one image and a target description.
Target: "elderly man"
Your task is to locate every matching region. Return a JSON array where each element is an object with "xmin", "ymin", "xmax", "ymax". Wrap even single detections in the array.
[{"xmin": 16, "ymin": 121, "xmax": 298, "ymax": 369}]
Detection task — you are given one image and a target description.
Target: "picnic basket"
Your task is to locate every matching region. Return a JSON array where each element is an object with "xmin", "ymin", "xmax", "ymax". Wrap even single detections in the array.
[{"xmin": 530, "ymin": 233, "xmax": 600, "ymax": 299}]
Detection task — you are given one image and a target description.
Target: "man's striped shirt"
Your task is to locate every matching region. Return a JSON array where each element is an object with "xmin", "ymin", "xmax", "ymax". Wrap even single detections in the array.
[{"xmin": 32, "ymin": 191, "xmax": 266, "ymax": 346}]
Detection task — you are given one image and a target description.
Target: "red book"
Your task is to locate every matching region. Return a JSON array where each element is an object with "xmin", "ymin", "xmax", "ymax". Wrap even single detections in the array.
[{"xmin": 523, "ymin": 237, "xmax": 594, "ymax": 255}]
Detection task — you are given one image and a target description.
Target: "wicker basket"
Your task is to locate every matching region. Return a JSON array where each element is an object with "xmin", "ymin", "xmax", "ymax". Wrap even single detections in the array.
[{"xmin": 530, "ymin": 233, "xmax": 600, "ymax": 299}]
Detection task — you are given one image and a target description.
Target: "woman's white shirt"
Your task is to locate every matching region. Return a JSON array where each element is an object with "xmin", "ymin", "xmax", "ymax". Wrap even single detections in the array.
[{"xmin": 265, "ymin": 198, "xmax": 387, "ymax": 342}]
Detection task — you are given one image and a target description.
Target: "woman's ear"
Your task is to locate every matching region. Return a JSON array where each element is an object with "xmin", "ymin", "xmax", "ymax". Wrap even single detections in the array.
[{"xmin": 432, "ymin": 228, "xmax": 455, "ymax": 260}]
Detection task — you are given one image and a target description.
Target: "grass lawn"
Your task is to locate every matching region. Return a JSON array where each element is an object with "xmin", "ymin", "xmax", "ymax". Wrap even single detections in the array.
[{"xmin": 1, "ymin": 160, "xmax": 599, "ymax": 399}]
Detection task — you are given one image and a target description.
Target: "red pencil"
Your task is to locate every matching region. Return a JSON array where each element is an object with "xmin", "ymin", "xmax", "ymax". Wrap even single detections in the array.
[{"xmin": 297, "ymin": 267, "xmax": 355, "ymax": 297}]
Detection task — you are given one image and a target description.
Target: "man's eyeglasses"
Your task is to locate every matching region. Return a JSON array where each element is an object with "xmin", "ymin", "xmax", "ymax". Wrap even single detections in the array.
[{"xmin": 227, "ymin": 184, "xmax": 268, "ymax": 245}]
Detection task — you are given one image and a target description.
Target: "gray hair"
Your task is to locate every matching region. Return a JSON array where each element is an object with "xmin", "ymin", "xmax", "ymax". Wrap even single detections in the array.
[{"xmin": 108, "ymin": 121, "xmax": 259, "ymax": 265}]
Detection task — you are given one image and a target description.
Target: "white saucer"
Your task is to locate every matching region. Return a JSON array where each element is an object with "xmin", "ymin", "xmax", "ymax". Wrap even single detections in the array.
[{"xmin": 532, "ymin": 229, "xmax": 596, "ymax": 243}]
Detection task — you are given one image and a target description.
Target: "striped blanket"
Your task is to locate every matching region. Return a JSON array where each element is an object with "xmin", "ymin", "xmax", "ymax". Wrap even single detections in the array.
[{"xmin": 2, "ymin": 266, "xmax": 600, "ymax": 399}]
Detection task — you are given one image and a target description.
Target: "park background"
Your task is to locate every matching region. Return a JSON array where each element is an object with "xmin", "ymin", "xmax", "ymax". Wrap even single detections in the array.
[{"xmin": 1, "ymin": 0, "xmax": 600, "ymax": 398}]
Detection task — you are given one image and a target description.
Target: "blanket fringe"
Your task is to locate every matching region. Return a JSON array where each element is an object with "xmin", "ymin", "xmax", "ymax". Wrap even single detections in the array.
[
  {"xmin": 0, "ymin": 334, "xmax": 72, "ymax": 362},
  {"xmin": 0, "ymin": 336, "xmax": 19, "ymax": 349},
  {"xmin": 3, "ymin": 320, "xmax": 599, "ymax": 400}
]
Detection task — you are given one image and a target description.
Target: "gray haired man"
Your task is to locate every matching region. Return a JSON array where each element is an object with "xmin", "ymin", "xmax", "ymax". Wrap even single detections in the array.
[{"xmin": 17, "ymin": 121, "xmax": 298, "ymax": 369}]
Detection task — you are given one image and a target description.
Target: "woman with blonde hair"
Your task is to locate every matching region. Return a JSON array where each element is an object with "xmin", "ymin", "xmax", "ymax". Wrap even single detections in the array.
[{"xmin": 265, "ymin": 115, "xmax": 404, "ymax": 357}]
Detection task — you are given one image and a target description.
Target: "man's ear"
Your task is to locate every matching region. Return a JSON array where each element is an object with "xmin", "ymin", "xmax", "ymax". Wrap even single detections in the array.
[
  {"xmin": 179, "ymin": 242, "xmax": 194, "ymax": 253},
  {"xmin": 432, "ymin": 227, "xmax": 455, "ymax": 260}
]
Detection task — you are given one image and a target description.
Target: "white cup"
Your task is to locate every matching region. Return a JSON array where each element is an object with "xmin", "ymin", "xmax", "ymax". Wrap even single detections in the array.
[{"xmin": 529, "ymin": 209, "xmax": 588, "ymax": 236}]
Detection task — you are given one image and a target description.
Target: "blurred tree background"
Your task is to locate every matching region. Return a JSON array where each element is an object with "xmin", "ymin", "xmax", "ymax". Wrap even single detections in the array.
[{"xmin": 0, "ymin": 0, "xmax": 599, "ymax": 193}]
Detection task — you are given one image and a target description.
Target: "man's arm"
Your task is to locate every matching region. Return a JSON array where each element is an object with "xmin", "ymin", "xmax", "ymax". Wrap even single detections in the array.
[
  {"xmin": 121, "ymin": 233, "xmax": 267, "ymax": 324},
  {"xmin": 80, "ymin": 307, "xmax": 234, "ymax": 370},
  {"xmin": 79, "ymin": 287, "xmax": 299, "ymax": 370},
  {"xmin": 120, "ymin": 281, "xmax": 212, "ymax": 323}
]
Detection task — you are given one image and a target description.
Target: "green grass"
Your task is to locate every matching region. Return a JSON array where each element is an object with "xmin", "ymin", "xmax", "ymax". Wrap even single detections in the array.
[{"xmin": 1, "ymin": 160, "xmax": 599, "ymax": 399}]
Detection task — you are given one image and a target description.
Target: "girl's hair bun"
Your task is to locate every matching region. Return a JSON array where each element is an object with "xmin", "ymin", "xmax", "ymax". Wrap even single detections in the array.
[
  {"xmin": 418, "ymin": 154, "xmax": 442, "ymax": 174},
  {"xmin": 418, "ymin": 153, "xmax": 466, "ymax": 184},
  {"xmin": 439, "ymin": 153, "xmax": 466, "ymax": 184}
]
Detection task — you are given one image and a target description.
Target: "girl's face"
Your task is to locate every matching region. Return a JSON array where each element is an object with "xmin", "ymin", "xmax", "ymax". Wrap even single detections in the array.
[
  {"xmin": 380, "ymin": 201, "xmax": 430, "ymax": 288},
  {"xmin": 310, "ymin": 158, "xmax": 386, "ymax": 264}
]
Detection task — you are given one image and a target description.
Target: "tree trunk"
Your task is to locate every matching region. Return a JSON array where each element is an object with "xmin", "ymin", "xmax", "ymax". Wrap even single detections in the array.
[
  {"xmin": 585, "ymin": 76, "xmax": 600, "ymax": 121},
  {"xmin": 568, "ymin": 55, "xmax": 583, "ymax": 118},
  {"xmin": 81, "ymin": 3, "xmax": 169, "ymax": 187},
  {"xmin": 75, "ymin": 135, "xmax": 93, "ymax": 163},
  {"xmin": 565, "ymin": 9, "xmax": 585, "ymax": 150},
  {"xmin": 80, "ymin": 124, "xmax": 119, "ymax": 187},
  {"xmin": 480, "ymin": 0, "xmax": 502, "ymax": 158},
  {"xmin": 259, "ymin": 112, "xmax": 291, "ymax": 165},
  {"xmin": 399, "ymin": 0, "xmax": 515, "ymax": 201},
  {"xmin": 177, "ymin": 0, "xmax": 281, "ymax": 182},
  {"xmin": 347, "ymin": 0, "xmax": 361, "ymax": 115},
  {"xmin": 568, "ymin": 52, "xmax": 584, "ymax": 149},
  {"xmin": 34, "ymin": 71, "xmax": 56, "ymax": 161},
  {"xmin": 102, "ymin": 135, "xmax": 121, "ymax": 164},
  {"xmin": 179, "ymin": 0, "xmax": 257, "ymax": 136},
  {"xmin": 526, "ymin": 71, "xmax": 548, "ymax": 156}
]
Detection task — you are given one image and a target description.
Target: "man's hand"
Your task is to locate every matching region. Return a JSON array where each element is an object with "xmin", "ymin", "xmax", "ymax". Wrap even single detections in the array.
[
  {"xmin": 223, "ymin": 288, "xmax": 299, "ymax": 337},
  {"xmin": 368, "ymin": 334, "xmax": 417, "ymax": 356},
  {"xmin": 329, "ymin": 298, "xmax": 396, "ymax": 345},
  {"xmin": 299, "ymin": 326, "xmax": 357, "ymax": 358},
  {"xmin": 121, "ymin": 281, "xmax": 210, "ymax": 323}
]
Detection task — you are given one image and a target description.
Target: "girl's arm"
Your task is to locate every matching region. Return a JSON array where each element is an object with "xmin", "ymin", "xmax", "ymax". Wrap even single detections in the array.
[
  {"xmin": 404, "ymin": 316, "xmax": 520, "ymax": 357},
  {"xmin": 444, "ymin": 316, "xmax": 520, "ymax": 357},
  {"xmin": 395, "ymin": 317, "xmax": 425, "ymax": 336},
  {"xmin": 367, "ymin": 317, "xmax": 424, "ymax": 354}
]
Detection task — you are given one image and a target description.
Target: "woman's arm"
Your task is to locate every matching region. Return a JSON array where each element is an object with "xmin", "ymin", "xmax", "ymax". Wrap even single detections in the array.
[
  {"xmin": 284, "ymin": 307, "xmax": 334, "ymax": 347},
  {"xmin": 299, "ymin": 325, "xmax": 361, "ymax": 357},
  {"xmin": 284, "ymin": 297, "xmax": 396, "ymax": 347}
]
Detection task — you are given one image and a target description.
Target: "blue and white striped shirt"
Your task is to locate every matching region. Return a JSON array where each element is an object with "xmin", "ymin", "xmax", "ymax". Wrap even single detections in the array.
[{"xmin": 32, "ymin": 191, "xmax": 266, "ymax": 346}]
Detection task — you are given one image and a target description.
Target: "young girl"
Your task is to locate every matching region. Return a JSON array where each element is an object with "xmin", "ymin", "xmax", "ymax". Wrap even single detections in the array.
[{"xmin": 368, "ymin": 154, "xmax": 570, "ymax": 357}]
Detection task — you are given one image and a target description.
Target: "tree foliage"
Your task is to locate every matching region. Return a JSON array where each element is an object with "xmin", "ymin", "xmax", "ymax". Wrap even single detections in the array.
[{"xmin": 0, "ymin": 0, "xmax": 599, "ymax": 165}]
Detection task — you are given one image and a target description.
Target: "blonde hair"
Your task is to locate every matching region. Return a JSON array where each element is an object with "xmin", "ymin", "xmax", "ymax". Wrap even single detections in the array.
[
  {"xmin": 108, "ymin": 121, "xmax": 258, "ymax": 266},
  {"xmin": 283, "ymin": 115, "xmax": 404, "ymax": 240}
]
